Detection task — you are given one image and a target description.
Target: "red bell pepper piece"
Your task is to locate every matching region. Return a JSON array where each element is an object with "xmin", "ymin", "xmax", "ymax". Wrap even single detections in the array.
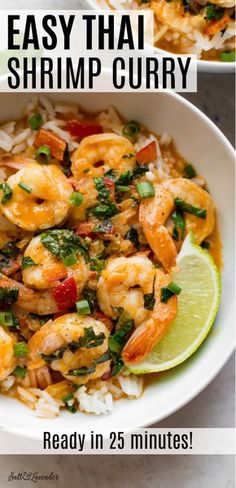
[
  {"xmin": 52, "ymin": 277, "xmax": 77, "ymax": 311},
  {"xmin": 67, "ymin": 120, "xmax": 103, "ymax": 139},
  {"xmin": 136, "ymin": 141, "xmax": 157, "ymax": 164},
  {"xmin": 75, "ymin": 222, "xmax": 95, "ymax": 238},
  {"xmin": 103, "ymin": 177, "xmax": 115, "ymax": 200}
]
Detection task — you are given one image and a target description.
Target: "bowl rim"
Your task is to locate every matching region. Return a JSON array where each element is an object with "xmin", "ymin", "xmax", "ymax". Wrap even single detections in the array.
[
  {"xmin": 0, "ymin": 83, "xmax": 234, "ymax": 441},
  {"xmin": 83, "ymin": 0, "xmax": 236, "ymax": 74}
]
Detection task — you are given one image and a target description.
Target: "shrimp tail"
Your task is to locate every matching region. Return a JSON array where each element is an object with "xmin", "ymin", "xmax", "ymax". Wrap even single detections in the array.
[
  {"xmin": 122, "ymin": 295, "xmax": 177, "ymax": 365},
  {"xmin": 0, "ymin": 273, "xmax": 58, "ymax": 315}
]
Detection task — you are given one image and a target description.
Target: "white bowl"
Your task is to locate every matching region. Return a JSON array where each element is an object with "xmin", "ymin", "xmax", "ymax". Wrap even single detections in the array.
[
  {"xmin": 84, "ymin": 0, "xmax": 235, "ymax": 74},
  {"xmin": 0, "ymin": 84, "xmax": 235, "ymax": 439}
]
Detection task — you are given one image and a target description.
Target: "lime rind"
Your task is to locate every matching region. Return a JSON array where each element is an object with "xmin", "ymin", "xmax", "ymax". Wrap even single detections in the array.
[{"xmin": 127, "ymin": 233, "xmax": 221, "ymax": 375}]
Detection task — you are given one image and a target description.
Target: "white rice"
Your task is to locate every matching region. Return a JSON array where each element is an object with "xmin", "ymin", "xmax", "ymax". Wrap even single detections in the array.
[
  {"xmin": 75, "ymin": 385, "xmax": 113, "ymax": 416},
  {"xmin": 117, "ymin": 374, "xmax": 143, "ymax": 398}
]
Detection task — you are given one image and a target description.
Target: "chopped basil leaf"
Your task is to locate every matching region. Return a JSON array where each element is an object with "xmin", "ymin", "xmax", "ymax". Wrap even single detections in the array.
[
  {"xmin": 69, "ymin": 327, "xmax": 105, "ymax": 352},
  {"xmin": 206, "ymin": 4, "xmax": 224, "ymax": 20},
  {"xmin": 81, "ymin": 287, "xmax": 98, "ymax": 312},
  {"xmin": 0, "ymin": 286, "xmax": 19, "ymax": 305},
  {"xmin": 41, "ymin": 346, "xmax": 66, "ymax": 364},
  {"xmin": 41, "ymin": 229, "xmax": 88, "ymax": 262},
  {"xmin": 21, "ymin": 256, "xmax": 37, "ymax": 270},
  {"xmin": 95, "ymin": 352, "xmax": 110, "ymax": 364},
  {"xmin": 144, "ymin": 293, "xmax": 155, "ymax": 311},
  {"xmin": 1, "ymin": 241, "xmax": 20, "ymax": 258},
  {"xmin": 89, "ymin": 203, "xmax": 119, "ymax": 219},
  {"xmin": 93, "ymin": 220, "xmax": 113, "ymax": 234},
  {"xmin": 125, "ymin": 227, "xmax": 141, "ymax": 250},
  {"xmin": 184, "ymin": 164, "xmax": 197, "ymax": 179},
  {"xmin": 109, "ymin": 317, "xmax": 134, "ymax": 354},
  {"xmin": 69, "ymin": 364, "xmax": 96, "ymax": 376},
  {"xmin": 0, "ymin": 183, "xmax": 12, "ymax": 204}
]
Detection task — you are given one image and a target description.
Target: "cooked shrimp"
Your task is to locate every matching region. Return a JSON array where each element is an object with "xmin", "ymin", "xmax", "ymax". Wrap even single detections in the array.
[
  {"xmin": 70, "ymin": 134, "xmax": 136, "ymax": 221},
  {"xmin": 0, "ymin": 214, "xmax": 29, "ymax": 249},
  {"xmin": 97, "ymin": 254, "xmax": 156, "ymax": 325},
  {"xmin": 97, "ymin": 256, "xmax": 177, "ymax": 364},
  {"xmin": 0, "ymin": 274, "xmax": 58, "ymax": 315},
  {"xmin": 151, "ymin": 0, "xmax": 206, "ymax": 34},
  {"xmin": 22, "ymin": 234, "xmax": 88, "ymax": 292},
  {"xmin": 0, "ymin": 162, "xmax": 73, "ymax": 231},
  {"xmin": 0, "ymin": 326, "xmax": 17, "ymax": 381},
  {"xmin": 122, "ymin": 268, "xmax": 177, "ymax": 364},
  {"xmin": 139, "ymin": 178, "xmax": 215, "ymax": 270},
  {"xmin": 72, "ymin": 134, "xmax": 136, "ymax": 179},
  {"xmin": 27, "ymin": 314, "xmax": 110, "ymax": 385}
]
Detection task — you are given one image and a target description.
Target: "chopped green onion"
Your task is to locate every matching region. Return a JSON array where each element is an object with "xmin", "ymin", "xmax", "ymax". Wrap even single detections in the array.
[
  {"xmin": 136, "ymin": 181, "xmax": 155, "ymax": 199},
  {"xmin": 174, "ymin": 198, "xmax": 206, "ymax": 219},
  {"xmin": 35, "ymin": 145, "xmax": 51, "ymax": 163},
  {"xmin": 122, "ymin": 121, "xmax": 140, "ymax": 138},
  {"xmin": 62, "ymin": 392, "xmax": 74, "ymax": 404},
  {"xmin": 18, "ymin": 182, "xmax": 32, "ymax": 193},
  {"xmin": 21, "ymin": 256, "xmax": 37, "ymax": 270},
  {"xmin": 116, "ymin": 185, "xmax": 130, "ymax": 193},
  {"xmin": 70, "ymin": 191, "xmax": 84, "ymax": 207},
  {"xmin": 13, "ymin": 366, "xmax": 27, "ymax": 378},
  {"xmin": 161, "ymin": 282, "xmax": 182, "ymax": 303},
  {"xmin": 167, "ymin": 282, "xmax": 182, "ymax": 295},
  {"xmin": 28, "ymin": 112, "xmax": 43, "ymax": 130},
  {"xmin": 61, "ymin": 254, "xmax": 77, "ymax": 267},
  {"xmin": 76, "ymin": 299, "xmax": 91, "ymax": 315},
  {"xmin": 0, "ymin": 183, "xmax": 12, "ymax": 204},
  {"xmin": 14, "ymin": 342, "xmax": 28, "ymax": 357},
  {"xmin": 184, "ymin": 164, "xmax": 196, "ymax": 179},
  {"xmin": 0, "ymin": 311, "xmax": 14, "ymax": 326},
  {"xmin": 220, "ymin": 51, "xmax": 235, "ymax": 63}
]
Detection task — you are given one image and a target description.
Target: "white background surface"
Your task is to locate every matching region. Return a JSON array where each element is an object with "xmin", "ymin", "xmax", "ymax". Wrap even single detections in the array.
[{"xmin": 0, "ymin": 0, "xmax": 235, "ymax": 486}]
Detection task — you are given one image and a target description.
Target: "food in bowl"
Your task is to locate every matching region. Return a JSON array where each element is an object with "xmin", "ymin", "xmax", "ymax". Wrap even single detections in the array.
[
  {"xmin": 0, "ymin": 97, "xmax": 221, "ymax": 418},
  {"xmin": 107, "ymin": 0, "xmax": 235, "ymax": 61}
]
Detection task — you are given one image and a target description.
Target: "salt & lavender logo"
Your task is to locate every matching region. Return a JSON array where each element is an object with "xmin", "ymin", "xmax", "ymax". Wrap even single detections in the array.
[{"xmin": 8, "ymin": 472, "xmax": 59, "ymax": 483}]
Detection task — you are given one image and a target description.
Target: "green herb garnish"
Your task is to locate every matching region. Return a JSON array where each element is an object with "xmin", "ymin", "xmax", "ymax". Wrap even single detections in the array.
[
  {"xmin": 172, "ymin": 210, "xmax": 186, "ymax": 241},
  {"xmin": 13, "ymin": 366, "xmax": 27, "ymax": 378},
  {"xmin": 21, "ymin": 256, "xmax": 37, "ymax": 270},
  {"xmin": 41, "ymin": 229, "xmax": 88, "ymax": 262},
  {"xmin": 28, "ymin": 112, "xmax": 43, "ymax": 130},
  {"xmin": 206, "ymin": 4, "xmax": 224, "ymax": 20},
  {"xmin": 184, "ymin": 164, "xmax": 197, "ymax": 179},
  {"xmin": 125, "ymin": 227, "xmax": 141, "ymax": 250},
  {"xmin": 122, "ymin": 121, "xmax": 140, "ymax": 138},
  {"xmin": 35, "ymin": 145, "xmax": 51, "ymax": 163},
  {"xmin": 136, "ymin": 181, "xmax": 155, "ymax": 199},
  {"xmin": 76, "ymin": 300, "xmax": 91, "ymax": 315},
  {"xmin": 0, "ymin": 183, "xmax": 12, "ymax": 204},
  {"xmin": 0, "ymin": 287, "xmax": 19, "ymax": 305},
  {"xmin": 14, "ymin": 342, "xmax": 28, "ymax": 357},
  {"xmin": 18, "ymin": 182, "xmax": 32, "ymax": 193},
  {"xmin": 174, "ymin": 198, "xmax": 206, "ymax": 219},
  {"xmin": 161, "ymin": 282, "xmax": 182, "ymax": 303}
]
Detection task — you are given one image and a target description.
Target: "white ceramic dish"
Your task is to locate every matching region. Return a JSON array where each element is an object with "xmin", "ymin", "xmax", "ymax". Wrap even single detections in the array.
[
  {"xmin": 84, "ymin": 0, "xmax": 236, "ymax": 74},
  {"xmin": 0, "ymin": 83, "xmax": 235, "ymax": 440}
]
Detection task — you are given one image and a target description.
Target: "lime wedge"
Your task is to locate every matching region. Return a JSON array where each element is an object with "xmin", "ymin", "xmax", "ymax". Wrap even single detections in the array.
[{"xmin": 127, "ymin": 233, "xmax": 221, "ymax": 374}]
